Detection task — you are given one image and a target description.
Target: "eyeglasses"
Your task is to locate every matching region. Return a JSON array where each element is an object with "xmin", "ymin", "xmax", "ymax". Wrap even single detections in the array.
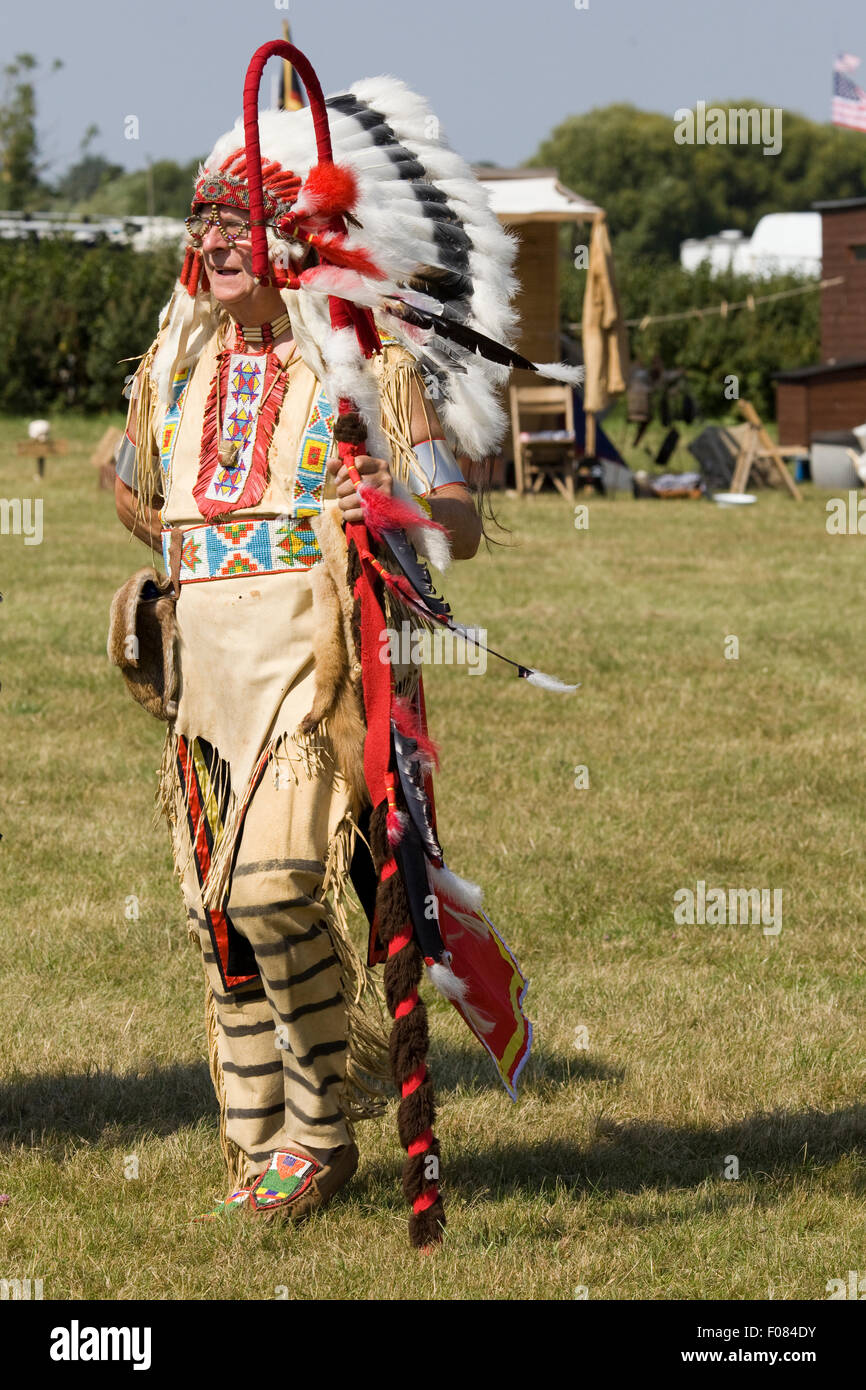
[{"xmin": 185, "ymin": 206, "xmax": 252, "ymax": 245}]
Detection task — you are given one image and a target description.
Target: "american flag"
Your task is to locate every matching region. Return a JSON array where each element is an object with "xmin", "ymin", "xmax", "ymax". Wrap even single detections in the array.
[
  {"xmin": 836, "ymin": 53, "xmax": 861, "ymax": 76},
  {"xmin": 833, "ymin": 55, "xmax": 866, "ymax": 130}
]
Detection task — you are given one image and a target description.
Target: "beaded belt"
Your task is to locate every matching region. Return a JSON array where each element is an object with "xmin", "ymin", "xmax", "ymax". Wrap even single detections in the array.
[{"xmin": 162, "ymin": 516, "xmax": 322, "ymax": 585}]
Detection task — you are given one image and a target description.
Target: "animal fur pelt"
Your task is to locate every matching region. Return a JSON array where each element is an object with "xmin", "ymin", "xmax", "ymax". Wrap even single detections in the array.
[{"xmin": 107, "ymin": 567, "xmax": 178, "ymax": 721}]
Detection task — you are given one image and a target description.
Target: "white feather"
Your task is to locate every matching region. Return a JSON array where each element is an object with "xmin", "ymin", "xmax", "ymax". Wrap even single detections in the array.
[
  {"xmin": 409, "ymin": 521, "xmax": 451, "ymax": 573},
  {"xmin": 155, "ymin": 72, "xmax": 577, "ymax": 463},
  {"xmin": 531, "ymin": 362, "xmax": 585, "ymax": 386},
  {"xmin": 425, "ymin": 961, "xmax": 469, "ymax": 1004},
  {"xmin": 524, "ymin": 669, "xmax": 580, "ymax": 693},
  {"xmin": 428, "ymin": 863, "xmax": 483, "ymax": 912},
  {"xmin": 462, "ymin": 1001, "xmax": 498, "ymax": 1037}
]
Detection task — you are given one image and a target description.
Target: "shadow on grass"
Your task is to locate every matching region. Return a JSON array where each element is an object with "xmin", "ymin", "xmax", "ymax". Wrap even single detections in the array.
[
  {"xmin": 430, "ymin": 1039, "xmax": 625, "ymax": 1093},
  {"xmin": 0, "ymin": 1062, "xmax": 215, "ymax": 1149},
  {"xmin": 440, "ymin": 1103, "xmax": 866, "ymax": 1198},
  {"xmin": 0, "ymin": 1039, "xmax": 610, "ymax": 1153},
  {"xmin": 353, "ymin": 1102, "xmax": 866, "ymax": 1207},
  {"xmin": 4, "ymin": 1061, "xmax": 863, "ymax": 1207}
]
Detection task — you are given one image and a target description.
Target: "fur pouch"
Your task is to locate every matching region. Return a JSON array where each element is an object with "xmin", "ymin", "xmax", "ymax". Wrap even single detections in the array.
[{"xmin": 107, "ymin": 567, "xmax": 179, "ymax": 721}]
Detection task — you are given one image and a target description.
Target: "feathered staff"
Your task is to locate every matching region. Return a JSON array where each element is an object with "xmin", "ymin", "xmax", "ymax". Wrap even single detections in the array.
[
  {"xmin": 244, "ymin": 39, "xmax": 450, "ymax": 1249},
  {"xmin": 242, "ymin": 40, "xmax": 578, "ymax": 1249}
]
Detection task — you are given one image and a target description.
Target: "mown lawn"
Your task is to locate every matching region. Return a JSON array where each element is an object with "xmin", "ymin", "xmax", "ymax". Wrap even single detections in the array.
[{"xmin": 0, "ymin": 414, "xmax": 863, "ymax": 1300}]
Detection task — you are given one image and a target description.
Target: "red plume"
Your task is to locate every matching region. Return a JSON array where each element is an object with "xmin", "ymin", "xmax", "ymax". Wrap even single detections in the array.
[
  {"xmin": 298, "ymin": 162, "xmax": 358, "ymax": 217},
  {"xmin": 357, "ymin": 482, "xmax": 450, "ymax": 544}
]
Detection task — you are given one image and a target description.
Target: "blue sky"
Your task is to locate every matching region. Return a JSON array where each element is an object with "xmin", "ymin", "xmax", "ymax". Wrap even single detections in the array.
[{"xmin": 7, "ymin": 0, "xmax": 866, "ymax": 177}]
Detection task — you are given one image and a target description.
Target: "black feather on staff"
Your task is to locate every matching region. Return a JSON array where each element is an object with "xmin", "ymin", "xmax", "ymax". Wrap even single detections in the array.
[
  {"xmin": 377, "ymin": 532, "xmax": 580, "ymax": 693},
  {"xmin": 383, "ymin": 298, "xmax": 584, "ymax": 382}
]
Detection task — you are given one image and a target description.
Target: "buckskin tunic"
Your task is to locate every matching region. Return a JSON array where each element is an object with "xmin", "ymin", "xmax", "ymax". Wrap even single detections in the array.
[{"xmin": 127, "ymin": 321, "xmax": 398, "ymax": 1184}]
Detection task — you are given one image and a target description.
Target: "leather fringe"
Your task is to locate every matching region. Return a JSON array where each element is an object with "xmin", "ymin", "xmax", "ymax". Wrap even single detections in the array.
[
  {"xmin": 130, "ymin": 339, "xmax": 166, "ymax": 531},
  {"xmin": 375, "ymin": 346, "xmax": 432, "ymax": 495},
  {"xmin": 321, "ymin": 813, "xmax": 390, "ymax": 1120},
  {"xmin": 298, "ymin": 517, "xmax": 367, "ymax": 816}
]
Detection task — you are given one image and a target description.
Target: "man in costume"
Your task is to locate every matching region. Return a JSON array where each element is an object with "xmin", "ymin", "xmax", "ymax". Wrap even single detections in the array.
[{"xmin": 111, "ymin": 40, "xmax": 578, "ymax": 1245}]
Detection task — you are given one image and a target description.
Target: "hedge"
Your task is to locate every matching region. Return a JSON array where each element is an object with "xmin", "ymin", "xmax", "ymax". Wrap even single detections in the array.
[
  {"xmin": 0, "ymin": 238, "xmax": 180, "ymax": 413},
  {"xmin": 0, "ymin": 236, "xmax": 823, "ymax": 423},
  {"xmin": 561, "ymin": 246, "xmax": 822, "ymax": 421}
]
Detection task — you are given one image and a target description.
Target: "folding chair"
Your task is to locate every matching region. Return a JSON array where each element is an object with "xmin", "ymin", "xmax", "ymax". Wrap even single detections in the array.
[{"xmin": 509, "ymin": 384, "xmax": 576, "ymax": 499}]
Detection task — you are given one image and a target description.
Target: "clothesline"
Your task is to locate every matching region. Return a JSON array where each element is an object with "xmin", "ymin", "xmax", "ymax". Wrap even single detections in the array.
[{"xmin": 569, "ymin": 276, "xmax": 844, "ymax": 334}]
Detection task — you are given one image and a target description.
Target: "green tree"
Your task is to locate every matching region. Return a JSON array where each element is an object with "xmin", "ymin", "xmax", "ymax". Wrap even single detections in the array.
[
  {"xmin": 532, "ymin": 101, "xmax": 866, "ymax": 262},
  {"xmin": 53, "ymin": 124, "xmax": 124, "ymax": 204},
  {"xmin": 561, "ymin": 247, "xmax": 820, "ymax": 422},
  {"xmin": 77, "ymin": 158, "xmax": 202, "ymax": 218},
  {"xmin": 0, "ymin": 238, "xmax": 179, "ymax": 411},
  {"xmin": 0, "ymin": 53, "xmax": 62, "ymax": 211}
]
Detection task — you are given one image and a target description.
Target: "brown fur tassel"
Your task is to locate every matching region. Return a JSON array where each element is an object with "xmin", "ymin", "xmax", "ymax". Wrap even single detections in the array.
[
  {"xmin": 346, "ymin": 516, "xmax": 445, "ymax": 1247},
  {"xmin": 293, "ymin": 510, "xmax": 371, "ymax": 814},
  {"xmin": 333, "ymin": 410, "xmax": 368, "ymax": 446}
]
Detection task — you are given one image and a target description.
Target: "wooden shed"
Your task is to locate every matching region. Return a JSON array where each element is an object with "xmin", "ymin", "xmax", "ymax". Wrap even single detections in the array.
[
  {"xmin": 474, "ymin": 169, "xmax": 601, "ymax": 478},
  {"xmin": 477, "ymin": 168, "xmax": 601, "ymax": 365},
  {"xmin": 775, "ymin": 197, "xmax": 866, "ymax": 444}
]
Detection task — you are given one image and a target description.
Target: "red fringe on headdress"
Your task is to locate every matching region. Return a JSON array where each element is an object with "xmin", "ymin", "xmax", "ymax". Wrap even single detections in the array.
[
  {"xmin": 306, "ymin": 231, "xmax": 385, "ymax": 278},
  {"xmin": 193, "ymin": 350, "xmax": 288, "ymax": 521},
  {"xmin": 180, "ymin": 248, "xmax": 209, "ymax": 296},
  {"xmin": 193, "ymin": 151, "xmax": 302, "ymax": 219}
]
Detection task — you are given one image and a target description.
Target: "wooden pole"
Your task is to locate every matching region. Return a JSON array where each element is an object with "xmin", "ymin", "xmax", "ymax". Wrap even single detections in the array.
[
  {"xmin": 281, "ymin": 20, "xmax": 292, "ymax": 111},
  {"xmin": 585, "ymin": 410, "xmax": 596, "ymax": 457},
  {"xmin": 729, "ymin": 426, "xmax": 758, "ymax": 494}
]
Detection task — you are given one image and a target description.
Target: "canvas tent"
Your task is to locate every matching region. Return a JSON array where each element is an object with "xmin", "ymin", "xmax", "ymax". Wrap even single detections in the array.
[
  {"xmin": 476, "ymin": 168, "xmax": 601, "ymax": 368},
  {"xmin": 475, "ymin": 169, "xmax": 622, "ymax": 480}
]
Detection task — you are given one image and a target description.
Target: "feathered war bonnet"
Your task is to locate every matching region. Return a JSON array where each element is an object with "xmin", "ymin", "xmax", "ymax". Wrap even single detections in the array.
[{"xmin": 152, "ymin": 46, "xmax": 581, "ymax": 462}]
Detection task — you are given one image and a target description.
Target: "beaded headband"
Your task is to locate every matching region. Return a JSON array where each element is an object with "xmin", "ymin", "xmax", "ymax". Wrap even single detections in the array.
[{"xmin": 191, "ymin": 150, "xmax": 302, "ymax": 225}]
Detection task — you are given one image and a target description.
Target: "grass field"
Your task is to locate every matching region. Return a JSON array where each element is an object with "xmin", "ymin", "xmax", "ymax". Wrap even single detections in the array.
[{"xmin": 0, "ymin": 414, "xmax": 864, "ymax": 1301}]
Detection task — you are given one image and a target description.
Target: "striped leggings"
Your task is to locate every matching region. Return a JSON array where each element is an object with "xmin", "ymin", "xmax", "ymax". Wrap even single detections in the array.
[{"xmin": 181, "ymin": 755, "xmax": 353, "ymax": 1184}]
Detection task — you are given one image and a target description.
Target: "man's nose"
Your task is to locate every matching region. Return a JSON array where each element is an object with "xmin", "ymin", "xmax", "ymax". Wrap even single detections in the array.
[{"xmin": 202, "ymin": 223, "xmax": 228, "ymax": 252}]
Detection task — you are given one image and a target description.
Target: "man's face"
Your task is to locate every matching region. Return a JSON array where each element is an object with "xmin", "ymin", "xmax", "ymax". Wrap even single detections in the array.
[{"xmin": 196, "ymin": 203, "xmax": 256, "ymax": 305}]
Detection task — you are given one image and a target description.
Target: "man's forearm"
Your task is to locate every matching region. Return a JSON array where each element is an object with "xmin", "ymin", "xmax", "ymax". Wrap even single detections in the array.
[
  {"xmin": 428, "ymin": 490, "xmax": 482, "ymax": 560},
  {"xmin": 114, "ymin": 476, "xmax": 164, "ymax": 551}
]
